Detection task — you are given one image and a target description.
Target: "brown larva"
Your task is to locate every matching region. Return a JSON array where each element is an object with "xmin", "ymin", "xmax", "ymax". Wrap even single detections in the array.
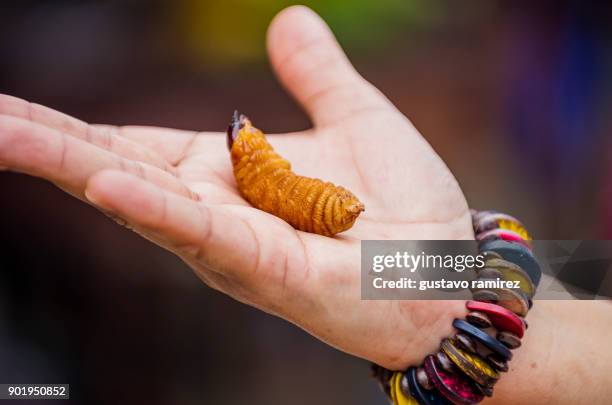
[{"xmin": 227, "ymin": 111, "xmax": 364, "ymax": 236}]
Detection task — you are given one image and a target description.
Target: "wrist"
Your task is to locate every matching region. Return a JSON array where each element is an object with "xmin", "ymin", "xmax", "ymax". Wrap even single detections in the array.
[
  {"xmin": 483, "ymin": 300, "xmax": 556, "ymax": 404},
  {"xmin": 373, "ymin": 210, "xmax": 546, "ymax": 404},
  {"xmin": 380, "ymin": 300, "xmax": 468, "ymax": 370}
]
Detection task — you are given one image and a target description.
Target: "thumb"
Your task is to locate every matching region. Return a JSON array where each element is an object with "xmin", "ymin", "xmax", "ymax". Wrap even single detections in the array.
[{"xmin": 266, "ymin": 6, "xmax": 393, "ymax": 127}]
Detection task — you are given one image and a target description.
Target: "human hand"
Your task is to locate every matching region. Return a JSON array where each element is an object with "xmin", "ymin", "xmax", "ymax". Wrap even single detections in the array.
[{"xmin": 0, "ymin": 6, "xmax": 472, "ymax": 369}]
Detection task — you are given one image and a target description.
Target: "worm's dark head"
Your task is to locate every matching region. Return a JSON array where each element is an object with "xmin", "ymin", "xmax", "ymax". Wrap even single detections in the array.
[{"xmin": 227, "ymin": 110, "xmax": 248, "ymax": 150}]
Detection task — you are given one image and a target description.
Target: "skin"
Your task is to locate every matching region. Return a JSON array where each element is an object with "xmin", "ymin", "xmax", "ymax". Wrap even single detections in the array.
[{"xmin": 0, "ymin": 6, "xmax": 610, "ymax": 404}]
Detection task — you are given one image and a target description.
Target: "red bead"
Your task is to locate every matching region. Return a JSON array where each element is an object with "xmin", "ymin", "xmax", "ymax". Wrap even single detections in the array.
[
  {"xmin": 424, "ymin": 355, "xmax": 484, "ymax": 405},
  {"xmin": 466, "ymin": 301, "xmax": 525, "ymax": 338},
  {"xmin": 477, "ymin": 228, "xmax": 531, "ymax": 249}
]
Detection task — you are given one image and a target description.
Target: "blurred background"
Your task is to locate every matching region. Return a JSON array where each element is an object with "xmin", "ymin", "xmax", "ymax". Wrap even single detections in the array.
[{"xmin": 1, "ymin": 0, "xmax": 611, "ymax": 404}]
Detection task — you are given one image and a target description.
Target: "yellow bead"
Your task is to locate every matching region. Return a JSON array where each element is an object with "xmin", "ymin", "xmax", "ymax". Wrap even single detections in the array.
[
  {"xmin": 498, "ymin": 219, "xmax": 531, "ymax": 240},
  {"xmin": 389, "ymin": 372, "xmax": 398, "ymax": 404},
  {"xmin": 393, "ymin": 372, "xmax": 418, "ymax": 405},
  {"xmin": 485, "ymin": 258, "xmax": 536, "ymax": 298},
  {"xmin": 441, "ymin": 339, "xmax": 500, "ymax": 387}
]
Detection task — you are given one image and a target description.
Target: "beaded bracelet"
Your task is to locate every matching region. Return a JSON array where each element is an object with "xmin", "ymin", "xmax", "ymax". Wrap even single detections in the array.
[{"xmin": 372, "ymin": 210, "xmax": 541, "ymax": 405}]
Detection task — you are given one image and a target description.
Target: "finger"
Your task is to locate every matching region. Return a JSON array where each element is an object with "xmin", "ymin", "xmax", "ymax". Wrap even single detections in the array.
[
  {"xmin": 266, "ymin": 6, "xmax": 393, "ymax": 127},
  {"xmin": 99, "ymin": 125, "xmax": 207, "ymax": 167},
  {"xmin": 93, "ymin": 125, "xmax": 203, "ymax": 167},
  {"xmin": 0, "ymin": 94, "xmax": 174, "ymax": 173},
  {"xmin": 84, "ymin": 170, "xmax": 293, "ymax": 286},
  {"xmin": 0, "ymin": 115, "xmax": 197, "ymax": 200},
  {"xmin": 111, "ymin": 125, "xmax": 242, "ymax": 200}
]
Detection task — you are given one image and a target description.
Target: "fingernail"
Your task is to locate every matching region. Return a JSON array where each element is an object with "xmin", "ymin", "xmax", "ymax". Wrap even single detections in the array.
[
  {"xmin": 84, "ymin": 188, "xmax": 111, "ymax": 212},
  {"xmin": 84, "ymin": 188, "xmax": 100, "ymax": 205}
]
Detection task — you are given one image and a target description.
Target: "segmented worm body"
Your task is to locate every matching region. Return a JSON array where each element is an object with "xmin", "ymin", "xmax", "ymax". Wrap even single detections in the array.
[{"xmin": 227, "ymin": 112, "xmax": 364, "ymax": 236}]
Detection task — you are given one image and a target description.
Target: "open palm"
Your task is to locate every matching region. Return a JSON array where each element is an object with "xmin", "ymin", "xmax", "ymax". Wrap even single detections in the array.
[{"xmin": 0, "ymin": 6, "xmax": 471, "ymax": 369}]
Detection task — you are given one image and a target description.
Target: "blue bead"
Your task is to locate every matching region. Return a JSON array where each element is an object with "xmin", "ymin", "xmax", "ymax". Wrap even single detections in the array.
[
  {"xmin": 453, "ymin": 319, "xmax": 513, "ymax": 361},
  {"xmin": 407, "ymin": 367, "xmax": 452, "ymax": 405},
  {"xmin": 479, "ymin": 240, "xmax": 541, "ymax": 287}
]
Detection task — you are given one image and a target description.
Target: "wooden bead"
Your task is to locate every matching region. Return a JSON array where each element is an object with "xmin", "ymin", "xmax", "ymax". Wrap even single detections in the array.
[
  {"xmin": 406, "ymin": 367, "xmax": 450, "ymax": 405},
  {"xmin": 466, "ymin": 301, "xmax": 525, "ymax": 338},
  {"xmin": 441, "ymin": 339, "xmax": 500, "ymax": 387},
  {"xmin": 466, "ymin": 311, "xmax": 492, "ymax": 329},
  {"xmin": 371, "ymin": 363, "xmax": 392, "ymax": 380},
  {"xmin": 487, "ymin": 354, "xmax": 509, "ymax": 372},
  {"xmin": 497, "ymin": 331, "xmax": 522, "ymax": 349},
  {"xmin": 424, "ymin": 355, "xmax": 484, "ymax": 405},
  {"xmin": 471, "ymin": 210, "xmax": 495, "ymax": 224},
  {"xmin": 455, "ymin": 333, "xmax": 478, "ymax": 353},
  {"xmin": 485, "ymin": 257, "xmax": 536, "ymax": 299},
  {"xmin": 473, "ymin": 289, "xmax": 499, "ymax": 302},
  {"xmin": 371, "ymin": 364, "xmax": 393, "ymax": 397},
  {"xmin": 400, "ymin": 372, "xmax": 412, "ymax": 396},
  {"xmin": 436, "ymin": 351, "xmax": 455, "ymax": 373},
  {"xmin": 453, "ymin": 319, "xmax": 513, "ymax": 361},
  {"xmin": 477, "ymin": 267, "xmax": 503, "ymax": 280},
  {"xmin": 495, "ymin": 288, "xmax": 529, "ymax": 317},
  {"xmin": 416, "ymin": 367, "xmax": 433, "ymax": 390},
  {"xmin": 475, "ymin": 213, "xmax": 531, "ymax": 240},
  {"xmin": 476, "ymin": 383, "xmax": 494, "ymax": 397}
]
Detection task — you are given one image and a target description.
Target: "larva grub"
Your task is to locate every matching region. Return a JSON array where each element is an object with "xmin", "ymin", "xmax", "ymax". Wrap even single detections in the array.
[{"xmin": 227, "ymin": 111, "xmax": 364, "ymax": 236}]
